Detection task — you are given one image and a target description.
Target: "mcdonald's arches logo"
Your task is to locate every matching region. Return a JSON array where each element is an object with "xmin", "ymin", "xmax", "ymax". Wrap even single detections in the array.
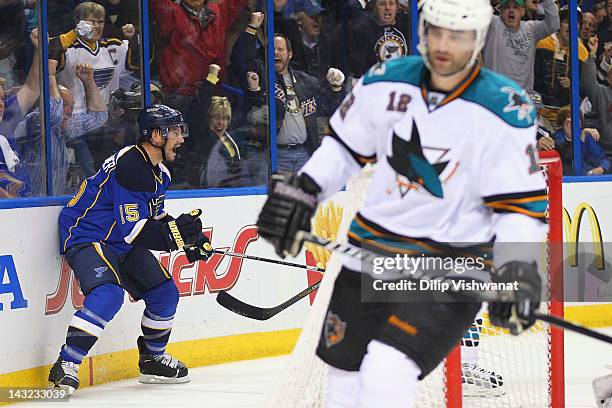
[{"xmin": 563, "ymin": 203, "xmax": 604, "ymax": 269}]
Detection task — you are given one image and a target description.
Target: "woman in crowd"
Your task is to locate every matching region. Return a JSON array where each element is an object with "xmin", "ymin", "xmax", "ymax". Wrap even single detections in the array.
[{"xmin": 198, "ymin": 97, "xmax": 250, "ymax": 188}]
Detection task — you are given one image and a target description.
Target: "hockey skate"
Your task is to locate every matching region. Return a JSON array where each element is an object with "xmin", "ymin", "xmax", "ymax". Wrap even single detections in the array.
[
  {"xmin": 137, "ymin": 336, "xmax": 190, "ymax": 384},
  {"xmin": 461, "ymin": 363, "xmax": 506, "ymax": 397},
  {"xmin": 48, "ymin": 357, "xmax": 80, "ymax": 395},
  {"xmin": 593, "ymin": 372, "xmax": 612, "ymax": 407}
]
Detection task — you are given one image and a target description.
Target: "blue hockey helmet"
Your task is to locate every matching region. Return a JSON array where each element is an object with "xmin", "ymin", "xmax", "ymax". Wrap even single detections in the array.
[{"xmin": 137, "ymin": 104, "xmax": 189, "ymax": 140}]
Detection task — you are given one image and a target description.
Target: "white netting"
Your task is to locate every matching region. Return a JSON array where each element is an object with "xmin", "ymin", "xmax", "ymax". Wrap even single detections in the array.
[
  {"xmin": 263, "ymin": 166, "xmax": 375, "ymax": 408},
  {"xmin": 265, "ymin": 158, "xmax": 561, "ymax": 408}
]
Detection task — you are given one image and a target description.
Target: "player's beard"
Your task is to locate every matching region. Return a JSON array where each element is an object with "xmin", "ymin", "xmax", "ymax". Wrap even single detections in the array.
[{"xmin": 427, "ymin": 51, "xmax": 472, "ymax": 78}]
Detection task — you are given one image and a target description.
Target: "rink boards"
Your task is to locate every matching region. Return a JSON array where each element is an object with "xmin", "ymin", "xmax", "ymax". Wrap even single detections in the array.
[
  {"xmin": 0, "ymin": 194, "xmax": 341, "ymax": 390},
  {"xmin": 1, "ymin": 183, "xmax": 612, "ymax": 391}
]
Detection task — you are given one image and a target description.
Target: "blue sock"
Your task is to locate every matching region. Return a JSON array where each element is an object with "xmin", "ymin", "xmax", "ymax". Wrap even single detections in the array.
[
  {"xmin": 60, "ymin": 283, "xmax": 124, "ymax": 364},
  {"xmin": 140, "ymin": 280, "xmax": 179, "ymax": 355}
]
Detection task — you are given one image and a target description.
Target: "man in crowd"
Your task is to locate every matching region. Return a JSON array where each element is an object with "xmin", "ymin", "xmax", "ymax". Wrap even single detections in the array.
[
  {"xmin": 149, "ymin": 0, "xmax": 247, "ymax": 123},
  {"xmin": 288, "ymin": 0, "xmax": 339, "ymax": 82},
  {"xmin": 582, "ymin": 34, "xmax": 612, "ymax": 158},
  {"xmin": 0, "ymin": 28, "xmax": 40, "ymax": 198},
  {"xmin": 346, "ymin": 0, "xmax": 410, "ymax": 79},
  {"xmin": 273, "ymin": 33, "xmax": 322, "ymax": 172},
  {"xmin": 581, "ymin": 12, "xmax": 598, "ymax": 44},
  {"xmin": 534, "ymin": 7, "xmax": 589, "ymax": 110},
  {"xmin": 482, "ymin": 0, "xmax": 559, "ymax": 91},
  {"xmin": 52, "ymin": 2, "xmax": 137, "ymax": 178},
  {"xmin": 14, "ymin": 63, "xmax": 107, "ymax": 196}
]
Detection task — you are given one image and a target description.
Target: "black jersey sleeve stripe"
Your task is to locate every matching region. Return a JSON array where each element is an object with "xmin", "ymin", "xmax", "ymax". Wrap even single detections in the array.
[
  {"xmin": 482, "ymin": 189, "xmax": 547, "ymax": 203},
  {"xmin": 326, "ymin": 128, "xmax": 377, "ymax": 168}
]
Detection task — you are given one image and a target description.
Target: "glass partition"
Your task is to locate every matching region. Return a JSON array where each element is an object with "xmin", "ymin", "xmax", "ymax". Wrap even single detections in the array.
[
  {"xmin": 45, "ymin": 0, "xmax": 142, "ymax": 194},
  {"xmin": 0, "ymin": 0, "xmax": 45, "ymax": 198},
  {"xmin": 148, "ymin": 0, "xmax": 270, "ymax": 190}
]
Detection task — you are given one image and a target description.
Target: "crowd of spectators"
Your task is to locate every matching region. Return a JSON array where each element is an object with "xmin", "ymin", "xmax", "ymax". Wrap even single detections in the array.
[{"xmin": 1, "ymin": 0, "xmax": 611, "ymax": 200}]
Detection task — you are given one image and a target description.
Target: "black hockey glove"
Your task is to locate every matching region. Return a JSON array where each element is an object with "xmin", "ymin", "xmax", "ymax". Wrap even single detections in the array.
[
  {"xmin": 488, "ymin": 261, "xmax": 541, "ymax": 335},
  {"xmin": 164, "ymin": 209, "xmax": 203, "ymax": 250},
  {"xmin": 184, "ymin": 235, "xmax": 213, "ymax": 263},
  {"xmin": 257, "ymin": 172, "xmax": 320, "ymax": 258}
]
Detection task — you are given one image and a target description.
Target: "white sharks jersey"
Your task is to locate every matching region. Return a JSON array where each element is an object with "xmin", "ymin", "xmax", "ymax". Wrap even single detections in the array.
[
  {"xmin": 57, "ymin": 37, "xmax": 136, "ymax": 115},
  {"xmin": 300, "ymin": 56, "xmax": 547, "ymax": 274}
]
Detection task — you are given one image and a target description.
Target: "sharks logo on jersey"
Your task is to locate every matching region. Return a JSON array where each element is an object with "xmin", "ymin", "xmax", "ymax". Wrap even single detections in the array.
[
  {"xmin": 386, "ymin": 120, "xmax": 450, "ymax": 199},
  {"xmin": 501, "ymin": 87, "xmax": 534, "ymax": 123},
  {"xmin": 324, "ymin": 311, "xmax": 347, "ymax": 348}
]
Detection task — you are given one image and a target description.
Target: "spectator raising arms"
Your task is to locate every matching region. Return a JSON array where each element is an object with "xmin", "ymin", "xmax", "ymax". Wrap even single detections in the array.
[
  {"xmin": 15, "ymin": 62, "xmax": 108, "ymax": 196},
  {"xmin": 53, "ymin": 2, "xmax": 139, "ymax": 114},
  {"xmin": 0, "ymin": 28, "xmax": 41, "ymax": 198},
  {"xmin": 272, "ymin": 34, "xmax": 322, "ymax": 172},
  {"xmin": 482, "ymin": 0, "xmax": 559, "ymax": 92},
  {"xmin": 230, "ymin": 11, "xmax": 266, "ymax": 94},
  {"xmin": 50, "ymin": 2, "xmax": 136, "ymax": 180},
  {"xmin": 149, "ymin": 0, "xmax": 248, "ymax": 115},
  {"xmin": 288, "ymin": 0, "xmax": 340, "ymax": 83},
  {"xmin": 582, "ymin": 34, "xmax": 612, "ymax": 157}
]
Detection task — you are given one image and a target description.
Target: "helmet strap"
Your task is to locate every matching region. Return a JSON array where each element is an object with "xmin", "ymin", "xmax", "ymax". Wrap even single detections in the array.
[{"xmin": 149, "ymin": 128, "xmax": 167, "ymax": 161}]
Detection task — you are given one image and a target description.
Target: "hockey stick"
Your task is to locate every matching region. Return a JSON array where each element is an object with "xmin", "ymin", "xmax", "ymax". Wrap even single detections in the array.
[
  {"xmin": 296, "ymin": 231, "xmax": 612, "ymax": 344},
  {"xmin": 215, "ymin": 231, "xmax": 508, "ymax": 321},
  {"xmin": 216, "ymin": 280, "xmax": 321, "ymax": 320},
  {"xmin": 534, "ymin": 312, "xmax": 612, "ymax": 345},
  {"xmin": 211, "ymin": 248, "xmax": 325, "ymax": 273},
  {"xmin": 215, "ymin": 231, "xmax": 612, "ymax": 344}
]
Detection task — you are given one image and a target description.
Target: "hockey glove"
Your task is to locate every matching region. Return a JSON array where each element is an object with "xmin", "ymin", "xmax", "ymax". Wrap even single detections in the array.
[
  {"xmin": 488, "ymin": 261, "xmax": 542, "ymax": 335},
  {"xmin": 184, "ymin": 235, "xmax": 213, "ymax": 263},
  {"xmin": 257, "ymin": 172, "xmax": 320, "ymax": 258},
  {"xmin": 164, "ymin": 209, "xmax": 203, "ymax": 250}
]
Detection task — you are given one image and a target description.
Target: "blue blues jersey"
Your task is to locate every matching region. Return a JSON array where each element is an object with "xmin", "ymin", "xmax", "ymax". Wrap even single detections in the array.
[{"xmin": 59, "ymin": 145, "xmax": 171, "ymax": 254}]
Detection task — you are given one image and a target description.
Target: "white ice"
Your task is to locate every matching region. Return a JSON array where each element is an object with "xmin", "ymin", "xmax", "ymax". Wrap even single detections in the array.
[{"xmin": 15, "ymin": 328, "xmax": 612, "ymax": 407}]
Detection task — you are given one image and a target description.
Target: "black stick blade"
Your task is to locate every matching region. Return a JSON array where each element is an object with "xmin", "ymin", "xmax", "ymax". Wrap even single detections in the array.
[
  {"xmin": 216, "ymin": 291, "xmax": 269, "ymax": 320},
  {"xmin": 216, "ymin": 281, "xmax": 321, "ymax": 321}
]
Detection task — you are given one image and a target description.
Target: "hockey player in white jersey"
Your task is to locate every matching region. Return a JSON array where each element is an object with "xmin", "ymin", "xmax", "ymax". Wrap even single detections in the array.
[{"xmin": 256, "ymin": 0, "xmax": 547, "ymax": 406}]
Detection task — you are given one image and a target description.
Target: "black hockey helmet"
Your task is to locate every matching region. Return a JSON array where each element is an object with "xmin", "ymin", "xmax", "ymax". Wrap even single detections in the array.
[
  {"xmin": 137, "ymin": 104, "xmax": 189, "ymax": 140},
  {"xmin": 109, "ymin": 88, "xmax": 141, "ymax": 112}
]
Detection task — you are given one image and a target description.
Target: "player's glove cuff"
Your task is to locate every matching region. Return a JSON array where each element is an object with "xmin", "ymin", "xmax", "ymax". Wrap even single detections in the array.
[
  {"xmin": 164, "ymin": 209, "xmax": 203, "ymax": 251},
  {"xmin": 184, "ymin": 235, "xmax": 213, "ymax": 263},
  {"xmin": 257, "ymin": 172, "xmax": 320, "ymax": 258},
  {"xmin": 489, "ymin": 261, "xmax": 541, "ymax": 335}
]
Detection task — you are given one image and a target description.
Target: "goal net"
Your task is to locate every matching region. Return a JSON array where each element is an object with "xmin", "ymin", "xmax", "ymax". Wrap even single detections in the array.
[{"xmin": 265, "ymin": 151, "xmax": 564, "ymax": 408}]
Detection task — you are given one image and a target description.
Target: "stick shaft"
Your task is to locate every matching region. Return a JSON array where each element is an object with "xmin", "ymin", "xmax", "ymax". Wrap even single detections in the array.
[
  {"xmin": 212, "ymin": 249, "xmax": 325, "ymax": 273},
  {"xmin": 534, "ymin": 311, "xmax": 612, "ymax": 345},
  {"xmin": 301, "ymin": 232, "xmax": 612, "ymax": 345}
]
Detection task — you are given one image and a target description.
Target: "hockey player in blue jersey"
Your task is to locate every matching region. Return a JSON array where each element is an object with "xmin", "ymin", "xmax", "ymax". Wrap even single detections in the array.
[
  {"xmin": 257, "ymin": 0, "xmax": 547, "ymax": 406},
  {"xmin": 50, "ymin": 105, "xmax": 213, "ymax": 394}
]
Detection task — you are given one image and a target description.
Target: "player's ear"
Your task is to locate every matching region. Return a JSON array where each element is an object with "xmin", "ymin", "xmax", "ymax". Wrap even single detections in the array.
[{"xmin": 151, "ymin": 129, "xmax": 163, "ymax": 143}]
